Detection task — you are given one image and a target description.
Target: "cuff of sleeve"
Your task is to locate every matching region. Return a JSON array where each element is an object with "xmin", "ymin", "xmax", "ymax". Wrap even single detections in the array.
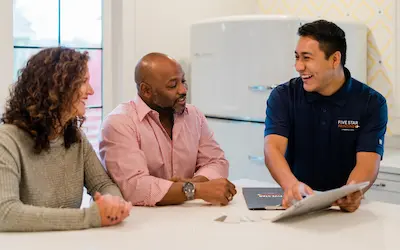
[
  {"xmin": 101, "ymin": 184, "xmax": 124, "ymax": 198},
  {"xmin": 148, "ymin": 179, "xmax": 174, "ymax": 206},
  {"xmin": 85, "ymin": 203, "xmax": 102, "ymax": 228},
  {"xmin": 356, "ymin": 146, "xmax": 384, "ymax": 157},
  {"xmin": 194, "ymin": 166, "xmax": 226, "ymax": 180},
  {"xmin": 264, "ymin": 129, "xmax": 289, "ymax": 138}
]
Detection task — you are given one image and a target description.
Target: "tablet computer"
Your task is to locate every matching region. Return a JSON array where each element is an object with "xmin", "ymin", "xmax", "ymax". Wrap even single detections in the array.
[
  {"xmin": 242, "ymin": 187, "xmax": 285, "ymax": 210},
  {"xmin": 271, "ymin": 181, "xmax": 369, "ymax": 222}
]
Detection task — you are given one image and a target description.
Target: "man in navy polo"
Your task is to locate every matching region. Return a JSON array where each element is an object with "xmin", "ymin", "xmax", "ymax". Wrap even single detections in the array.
[{"xmin": 264, "ymin": 19, "xmax": 388, "ymax": 212}]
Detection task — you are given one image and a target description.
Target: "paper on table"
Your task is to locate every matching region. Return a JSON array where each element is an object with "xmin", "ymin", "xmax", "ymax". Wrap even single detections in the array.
[
  {"xmin": 214, "ymin": 215, "xmax": 227, "ymax": 222},
  {"xmin": 271, "ymin": 181, "xmax": 369, "ymax": 222},
  {"xmin": 214, "ymin": 214, "xmax": 263, "ymax": 223}
]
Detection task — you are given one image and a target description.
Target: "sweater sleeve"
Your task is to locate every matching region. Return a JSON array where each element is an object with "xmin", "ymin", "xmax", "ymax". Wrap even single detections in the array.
[
  {"xmin": 0, "ymin": 136, "xmax": 101, "ymax": 232},
  {"xmin": 81, "ymin": 132, "xmax": 123, "ymax": 198}
]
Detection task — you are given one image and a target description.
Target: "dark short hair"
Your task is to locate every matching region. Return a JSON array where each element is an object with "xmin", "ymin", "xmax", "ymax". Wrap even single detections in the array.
[{"xmin": 298, "ymin": 19, "xmax": 347, "ymax": 66}]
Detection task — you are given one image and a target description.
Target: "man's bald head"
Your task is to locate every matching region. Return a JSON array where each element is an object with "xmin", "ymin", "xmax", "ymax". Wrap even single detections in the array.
[
  {"xmin": 135, "ymin": 52, "xmax": 180, "ymax": 90},
  {"xmin": 134, "ymin": 52, "xmax": 187, "ymax": 114}
]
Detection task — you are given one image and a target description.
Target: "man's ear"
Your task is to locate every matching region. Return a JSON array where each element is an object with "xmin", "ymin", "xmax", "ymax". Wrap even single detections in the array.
[
  {"xmin": 140, "ymin": 82, "xmax": 152, "ymax": 98},
  {"xmin": 331, "ymin": 51, "xmax": 342, "ymax": 69}
]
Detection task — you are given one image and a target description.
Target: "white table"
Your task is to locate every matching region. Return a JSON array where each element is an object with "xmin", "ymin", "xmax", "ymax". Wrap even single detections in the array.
[{"xmin": 1, "ymin": 179, "xmax": 399, "ymax": 250}]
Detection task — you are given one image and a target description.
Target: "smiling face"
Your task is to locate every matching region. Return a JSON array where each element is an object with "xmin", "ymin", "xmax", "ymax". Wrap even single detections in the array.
[
  {"xmin": 69, "ymin": 67, "xmax": 94, "ymax": 118},
  {"xmin": 295, "ymin": 36, "xmax": 341, "ymax": 95},
  {"xmin": 139, "ymin": 55, "xmax": 188, "ymax": 114},
  {"xmin": 152, "ymin": 61, "xmax": 188, "ymax": 114}
]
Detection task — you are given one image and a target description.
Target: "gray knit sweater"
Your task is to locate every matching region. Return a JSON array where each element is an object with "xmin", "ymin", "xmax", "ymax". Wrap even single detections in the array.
[{"xmin": 0, "ymin": 124, "xmax": 123, "ymax": 232}]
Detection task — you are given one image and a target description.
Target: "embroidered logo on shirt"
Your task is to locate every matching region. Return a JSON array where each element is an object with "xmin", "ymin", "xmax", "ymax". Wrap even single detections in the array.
[{"xmin": 338, "ymin": 120, "xmax": 360, "ymax": 131}]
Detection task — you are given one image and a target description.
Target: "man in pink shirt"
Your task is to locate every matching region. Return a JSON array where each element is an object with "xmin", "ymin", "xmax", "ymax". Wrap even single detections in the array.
[{"xmin": 99, "ymin": 52, "xmax": 237, "ymax": 206}]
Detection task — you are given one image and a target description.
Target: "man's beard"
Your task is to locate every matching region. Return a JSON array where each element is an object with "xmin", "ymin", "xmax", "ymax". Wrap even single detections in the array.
[
  {"xmin": 153, "ymin": 95, "xmax": 186, "ymax": 115},
  {"xmin": 153, "ymin": 103, "xmax": 175, "ymax": 113},
  {"xmin": 153, "ymin": 103, "xmax": 185, "ymax": 115}
]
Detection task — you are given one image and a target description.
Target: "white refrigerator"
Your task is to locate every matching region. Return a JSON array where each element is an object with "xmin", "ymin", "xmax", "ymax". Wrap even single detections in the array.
[{"xmin": 189, "ymin": 15, "xmax": 367, "ymax": 184}]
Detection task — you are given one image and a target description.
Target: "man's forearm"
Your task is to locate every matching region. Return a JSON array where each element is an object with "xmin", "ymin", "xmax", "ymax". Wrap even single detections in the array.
[
  {"xmin": 191, "ymin": 175, "xmax": 209, "ymax": 182},
  {"xmin": 157, "ymin": 176, "xmax": 209, "ymax": 205},
  {"xmin": 348, "ymin": 152, "xmax": 381, "ymax": 192},
  {"xmin": 265, "ymin": 146, "xmax": 298, "ymax": 190},
  {"xmin": 170, "ymin": 175, "xmax": 209, "ymax": 183},
  {"xmin": 347, "ymin": 165, "xmax": 379, "ymax": 192},
  {"xmin": 156, "ymin": 179, "xmax": 211, "ymax": 206},
  {"xmin": 156, "ymin": 182, "xmax": 187, "ymax": 206}
]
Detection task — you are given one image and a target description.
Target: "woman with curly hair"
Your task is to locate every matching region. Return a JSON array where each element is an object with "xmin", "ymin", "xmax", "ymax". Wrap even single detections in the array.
[{"xmin": 0, "ymin": 47, "xmax": 132, "ymax": 232}]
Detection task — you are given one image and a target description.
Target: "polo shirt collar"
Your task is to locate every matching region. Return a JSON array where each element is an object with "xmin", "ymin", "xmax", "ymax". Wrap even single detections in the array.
[{"xmin": 304, "ymin": 67, "xmax": 352, "ymax": 107}]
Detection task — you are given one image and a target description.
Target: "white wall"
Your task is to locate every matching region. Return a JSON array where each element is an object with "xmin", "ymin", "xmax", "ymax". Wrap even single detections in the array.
[
  {"xmin": 102, "ymin": 0, "xmax": 135, "ymax": 116},
  {"xmin": 135, "ymin": 0, "xmax": 257, "ymax": 61},
  {"xmin": 105, "ymin": 0, "xmax": 258, "ymax": 114},
  {"xmin": 396, "ymin": 0, "xmax": 400, "ymax": 116},
  {"xmin": 0, "ymin": 0, "xmax": 13, "ymax": 114},
  {"xmin": 390, "ymin": 0, "xmax": 400, "ymax": 134}
]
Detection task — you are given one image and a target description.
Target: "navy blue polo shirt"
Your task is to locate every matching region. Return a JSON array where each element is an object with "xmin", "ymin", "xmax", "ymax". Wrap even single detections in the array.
[{"xmin": 264, "ymin": 68, "xmax": 388, "ymax": 191}]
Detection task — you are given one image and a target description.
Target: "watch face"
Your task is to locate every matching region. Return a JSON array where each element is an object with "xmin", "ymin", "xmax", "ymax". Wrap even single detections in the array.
[
  {"xmin": 183, "ymin": 182, "xmax": 195, "ymax": 192},
  {"xmin": 183, "ymin": 182, "xmax": 195, "ymax": 200}
]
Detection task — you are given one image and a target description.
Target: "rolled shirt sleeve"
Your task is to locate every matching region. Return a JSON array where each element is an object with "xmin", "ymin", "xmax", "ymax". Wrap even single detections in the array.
[{"xmin": 99, "ymin": 114, "xmax": 173, "ymax": 206}]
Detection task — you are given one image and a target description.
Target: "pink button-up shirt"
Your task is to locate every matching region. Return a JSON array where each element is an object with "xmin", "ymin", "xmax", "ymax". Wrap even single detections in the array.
[{"xmin": 99, "ymin": 96, "xmax": 229, "ymax": 206}]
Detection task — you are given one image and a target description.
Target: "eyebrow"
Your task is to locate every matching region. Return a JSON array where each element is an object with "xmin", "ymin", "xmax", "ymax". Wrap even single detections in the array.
[
  {"xmin": 167, "ymin": 74, "xmax": 185, "ymax": 82},
  {"xmin": 295, "ymin": 51, "xmax": 313, "ymax": 56}
]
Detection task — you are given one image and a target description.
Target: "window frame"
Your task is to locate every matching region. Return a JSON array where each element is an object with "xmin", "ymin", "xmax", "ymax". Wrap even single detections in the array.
[
  {"xmin": 0, "ymin": 0, "xmax": 13, "ymax": 112},
  {"xmin": 13, "ymin": 0, "xmax": 104, "ymax": 112}
]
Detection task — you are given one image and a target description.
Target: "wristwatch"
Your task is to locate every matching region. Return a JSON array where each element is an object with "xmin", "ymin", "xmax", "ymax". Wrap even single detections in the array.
[{"xmin": 182, "ymin": 182, "xmax": 196, "ymax": 200}]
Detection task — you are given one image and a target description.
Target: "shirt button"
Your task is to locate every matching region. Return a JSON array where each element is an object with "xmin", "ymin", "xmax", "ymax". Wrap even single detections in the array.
[
  {"xmin": 321, "ymin": 121, "xmax": 326, "ymax": 125},
  {"xmin": 322, "ymin": 108, "xmax": 326, "ymax": 113}
]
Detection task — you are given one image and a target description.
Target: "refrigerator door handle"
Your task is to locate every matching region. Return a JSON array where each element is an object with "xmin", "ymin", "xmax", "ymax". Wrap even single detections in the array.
[
  {"xmin": 248, "ymin": 85, "xmax": 277, "ymax": 92},
  {"xmin": 248, "ymin": 155, "xmax": 265, "ymax": 163}
]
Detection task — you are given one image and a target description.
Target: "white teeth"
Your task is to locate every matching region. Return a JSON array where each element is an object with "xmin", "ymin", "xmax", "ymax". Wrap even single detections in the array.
[{"xmin": 302, "ymin": 75, "xmax": 312, "ymax": 79}]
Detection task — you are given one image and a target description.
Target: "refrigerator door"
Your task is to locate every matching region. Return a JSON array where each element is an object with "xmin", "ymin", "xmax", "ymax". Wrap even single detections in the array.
[{"xmin": 190, "ymin": 15, "xmax": 300, "ymax": 122}]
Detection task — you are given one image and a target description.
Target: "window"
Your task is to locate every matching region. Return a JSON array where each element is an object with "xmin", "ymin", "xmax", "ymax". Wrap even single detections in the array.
[{"xmin": 13, "ymin": 0, "xmax": 103, "ymax": 152}]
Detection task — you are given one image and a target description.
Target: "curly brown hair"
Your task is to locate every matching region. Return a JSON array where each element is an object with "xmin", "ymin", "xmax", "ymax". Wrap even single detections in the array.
[{"xmin": 1, "ymin": 47, "xmax": 90, "ymax": 153}]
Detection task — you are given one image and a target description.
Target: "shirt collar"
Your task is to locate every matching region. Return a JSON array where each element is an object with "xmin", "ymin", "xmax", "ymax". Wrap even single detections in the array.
[
  {"xmin": 134, "ymin": 95, "xmax": 189, "ymax": 122},
  {"xmin": 135, "ymin": 95, "xmax": 153, "ymax": 122},
  {"xmin": 304, "ymin": 67, "xmax": 352, "ymax": 107}
]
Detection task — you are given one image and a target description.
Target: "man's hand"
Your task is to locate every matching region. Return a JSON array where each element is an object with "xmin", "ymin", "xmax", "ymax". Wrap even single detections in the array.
[
  {"xmin": 332, "ymin": 181, "xmax": 364, "ymax": 212},
  {"xmin": 282, "ymin": 182, "xmax": 314, "ymax": 208},
  {"xmin": 195, "ymin": 178, "xmax": 237, "ymax": 206}
]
